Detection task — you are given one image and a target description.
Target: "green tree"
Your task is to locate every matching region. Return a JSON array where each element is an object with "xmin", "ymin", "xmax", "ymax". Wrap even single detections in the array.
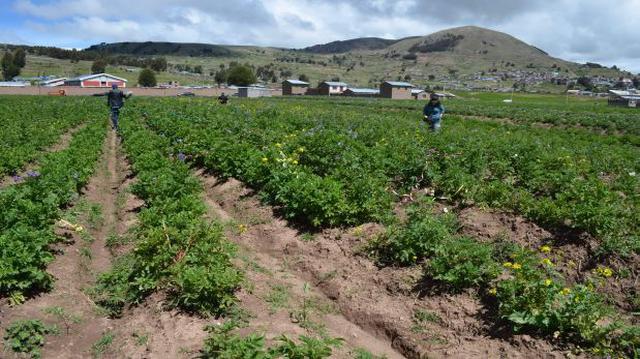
[
  {"xmin": 149, "ymin": 57, "xmax": 167, "ymax": 72},
  {"xmin": 91, "ymin": 59, "xmax": 107, "ymax": 74},
  {"xmin": 1, "ymin": 52, "xmax": 20, "ymax": 80},
  {"xmin": 194, "ymin": 65, "xmax": 203, "ymax": 74},
  {"xmin": 298, "ymin": 74, "xmax": 309, "ymax": 82},
  {"xmin": 138, "ymin": 68, "xmax": 157, "ymax": 87},
  {"xmin": 214, "ymin": 70, "xmax": 228, "ymax": 85},
  {"xmin": 13, "ymin": 48, "xmax": 26, "ymax": 68},
  {"xmin": 226, "ymin": 64, "xmax": 257, "ymax": 86}
]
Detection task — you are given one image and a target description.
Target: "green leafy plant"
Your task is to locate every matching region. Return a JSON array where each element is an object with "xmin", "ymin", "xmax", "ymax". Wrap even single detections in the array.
[{"xmin": 4, "ymin": 319, "xmax": 57, "ymax": 359}]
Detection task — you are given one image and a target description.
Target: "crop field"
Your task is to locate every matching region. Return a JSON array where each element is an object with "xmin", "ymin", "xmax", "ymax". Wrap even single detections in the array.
[{"xmin": 0, "ymin": 94, "xmax": 638, "ymax": 358}]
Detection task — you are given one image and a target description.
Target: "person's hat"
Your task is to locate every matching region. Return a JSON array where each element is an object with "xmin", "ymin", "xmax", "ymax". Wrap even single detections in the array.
[
  {"xmin": 430, "ymin": 93, "xmax": 439, "ymax": 100},
  {"xmin": 112, "ymin": 84, "xmax": 118, "ymax": 89}
]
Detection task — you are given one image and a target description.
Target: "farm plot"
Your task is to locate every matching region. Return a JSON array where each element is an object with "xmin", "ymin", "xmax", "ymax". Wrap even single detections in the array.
[
  {"xmin": 0, "ymin": 97, "xmax": 97, "ymax": 177},
  {"xmin": 129, "ymin": 96, "xmax": 638, "ymax": 357},
  {"xmin": 1, "ymin": 95, "xmax": 638, "ymax": 358}
]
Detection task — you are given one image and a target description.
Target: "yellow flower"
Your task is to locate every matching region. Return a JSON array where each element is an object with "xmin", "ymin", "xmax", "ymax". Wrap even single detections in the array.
[
  {"xmin": 560, "ymin": 288, "xmax": 571, "ymax": 296},
  {"xmin": 275, "ymin": 143, "xmax": 282, "ymax": 148},
  {"xmin": 544, "ymin": 279, "xmax": 553, "ymax": 286},
  {"xmin": 540, "ymin": 245, "xmax": 552, "ymax": 253},
  {"xmin": 261, "ymin": 157, "xmax": 269, "ymax": 163},
  {"xmin": 512, "ymin": 263, "xmax": 522, "ymax": 270},
  {"xmin": 292, "ymin": 160, "xmax": 299, "ymax": 165},
  {"xmin": 503, "ymin": 262, "xmax": 513, "ymax": 268},
  {"xmin": 297, "ymin": 147, "xmax": 305, "ymax": 153},
  {"xmin": 488, "ymin": 288, "xmax": 497, "ymax": 296},
  {"xmin": 594, "ymin": 266, "xmax": 613, "ymax": 278},
  {"xmin": 412, "ymin": 255, "xmax": 418, "ymax": 261},
  {"xmin": 541, "ymin": 258, "xmax": 553, "ymax": 267}
]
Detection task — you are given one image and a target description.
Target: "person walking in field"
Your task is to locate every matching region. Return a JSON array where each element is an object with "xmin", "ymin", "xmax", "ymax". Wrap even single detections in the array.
[
  {"xmin": 218, "ymin": 92, "xmax": 229, "ymax": 105},
  {"xmin": 107, "ymin": 84, "xmax": 132, "ymax": 131},
  {"xmin": 423, "ymin": 93, "xmax": 445, "ymax": 132}
]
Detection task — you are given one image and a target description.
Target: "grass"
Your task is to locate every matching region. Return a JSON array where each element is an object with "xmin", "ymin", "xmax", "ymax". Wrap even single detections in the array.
[
  {"xmin": 265, "ymin": 283, "xmax": 290, "ymax": 313},
  {"xmin": 91, "ymin": 331, "xmax": 114, "ymax": 358}
]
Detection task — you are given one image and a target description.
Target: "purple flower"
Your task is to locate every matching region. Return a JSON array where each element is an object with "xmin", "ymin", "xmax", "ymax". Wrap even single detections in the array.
[
  {"xmin": 12, "ymin": 175, "xmax": 23, "ymax": 183},
  {"xmin": 26, "ymin": 170, "xmax": 40, "ymax": 178},
  {"xmin": 177, "ymin": 153, "xmax": 187, "ymax": 162}
]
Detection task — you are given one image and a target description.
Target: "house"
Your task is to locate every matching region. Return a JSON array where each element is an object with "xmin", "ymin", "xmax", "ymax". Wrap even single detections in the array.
[
  {"xmin": 380, "ymin": 81, "xmax": 414, "ymax": 99},
  {"xmin": 40, "ymin": 78, "xmax": 67, "ymax": 87},
  {"xmin": 411, "ymin": 89, "xmax": 429, "ymax": 100},
  {"xmin": 238, "ymin": 87, "xmax": 273, "ymax": 98},
  {"xmin": 615, "ymin": 78, "xmax": 635, "ymax": 90},
  {"xmin": 608, "ymin": 90, "xmax": 640, "ymax": 108},
  {"xmin": 0, "ymin": 81, "xmax": 30, "ymax": 87},
  {"xmin": 282, "ymin": 79, "xmax": 309, "ymax": 95},
  {"xmin": 342, "ymin": 88, "xmax": 379, "ymax": 97},
  {"xmin": 64, "ymin": 73, "xmax": 127, "ymax": 88},
  {"xmin": 318, "ymin": 81, "xmax": 348, "ymax": 96}
]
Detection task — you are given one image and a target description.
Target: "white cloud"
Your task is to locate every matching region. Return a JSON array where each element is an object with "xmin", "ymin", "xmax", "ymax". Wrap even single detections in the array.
[{"xmin": 8, "ymin": 0, "xmax": 640, "ymax": 73}]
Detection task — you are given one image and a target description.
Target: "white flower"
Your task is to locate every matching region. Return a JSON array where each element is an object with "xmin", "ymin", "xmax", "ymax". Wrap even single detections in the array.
[
  {"xmin": 443, "ymin": 207, "xmax": 449, "ymax": 213},
  {"xmin": 629, "ymin": 172, "xmax": 636, "ymax": 177}
]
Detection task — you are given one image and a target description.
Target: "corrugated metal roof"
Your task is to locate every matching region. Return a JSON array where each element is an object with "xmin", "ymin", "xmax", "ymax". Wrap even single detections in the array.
[
  {"xmin": 346, "ymin": 88, "xmax": 379, "ymax": 94},
  {"xmin": 66, "ymin": 73, "xmax": 128, "ymax": 82},
  {"xmin": 322, "ymin": 81, "xmax": 348, "ymax": 87},
  {"xmin": 283, "ymin": 79, "xmax": 309, "ymax": 85},
  {"xmin": 383, "ymin": 81, "xmax": 414, "ymax": 88},
  {"xmin": 411, "ymin": 89, "xmax": 426, "ymax": 94},
  {"xmin": 610, "ymin": 89, "xmax": 640, "ymax": 96}
]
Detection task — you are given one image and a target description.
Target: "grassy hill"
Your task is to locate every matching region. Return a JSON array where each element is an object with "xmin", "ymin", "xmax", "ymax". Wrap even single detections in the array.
[{"xmin": 2, "ymin": 26, "xmax": 631, "ymax": 90}]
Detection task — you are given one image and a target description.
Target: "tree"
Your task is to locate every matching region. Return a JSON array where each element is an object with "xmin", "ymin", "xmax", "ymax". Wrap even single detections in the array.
[
  {"xmin": 91, "ymin": 59, "xmax": 107, "ymax": 74},
  {"xmin": 214, "ymin": 70, "xmax": 228, "ymax": 85},
  {"xmin": 298, "ymin": 74, "xmax": 309, "ymax": 82},
  {"xmin": 193, "ymin": 65, "xmax": 203, "ymax": 74},
  {"xmin": 633, "ymin": 77, "xmax": 640, "ymax": 89},
  {"xmin": 138, "ymin": 68, "xmax": 157, "ymax": 87},
  {"xmin": 1, "ymin": 52, "xmax": 20, "ymax": 80},
  {"xmin": 577, "ymin": 76, "xmax": 593, "ymax": 90},
  {"xmin": 226, "ymin": 64, "xmax": 257, "ymax": 86},
  {"xmin": 13, "ymin": 48, "xmax": 26, "ymax": 68},
  {"xmin": 149, "ymin": 57, "xmax": 167, "ymax": 72}
]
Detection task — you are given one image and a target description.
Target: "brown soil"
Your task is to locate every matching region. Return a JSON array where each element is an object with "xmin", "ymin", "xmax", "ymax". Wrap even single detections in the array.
[
  {"xmin": 0, "ymin": 130, "xmax": 135, "ymax": 359},
  {"xmin": 458, "ymin": 206, "xmax": 639, "ymax": 317},
  {"xmin": 0, "ymin": 123, "xmax": 85, "ymax": 189},
  {"xmin": 197, "ymin": 171, "xmax": 576, "ymax": 359}
]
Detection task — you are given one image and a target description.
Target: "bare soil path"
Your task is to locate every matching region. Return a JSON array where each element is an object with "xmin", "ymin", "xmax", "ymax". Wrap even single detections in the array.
[
  {"xmin": 0, "ymin": 129, "xmax": 133, "ymax": 359},
  {"xmin": 197, "ymin": 171, "xmax": 575, "ymax": 359}
]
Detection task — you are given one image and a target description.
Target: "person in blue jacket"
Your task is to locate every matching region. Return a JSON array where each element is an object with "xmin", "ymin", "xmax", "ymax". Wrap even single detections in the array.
[{"xmin": 423, "ymin": 93, "xmax": 445, "ymax": 132}]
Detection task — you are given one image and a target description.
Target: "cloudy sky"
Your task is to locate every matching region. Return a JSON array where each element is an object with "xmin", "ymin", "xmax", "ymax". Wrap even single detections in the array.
[{"xmin": 1, "ymin": 0, "xmax": 639, "ymax": 73}]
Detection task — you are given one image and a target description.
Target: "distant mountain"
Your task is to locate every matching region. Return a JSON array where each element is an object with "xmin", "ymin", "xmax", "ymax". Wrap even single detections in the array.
[
  {"xmin": 85, "ymin": 41, "xmax": 234, "ymax": 57},
  {"xmin": 303, "ymin": 26, "xmax": 570, "ymax": 68},
  {"xmin": 303, "ymin": 37, "xmax": 407, "ymax": 54}
]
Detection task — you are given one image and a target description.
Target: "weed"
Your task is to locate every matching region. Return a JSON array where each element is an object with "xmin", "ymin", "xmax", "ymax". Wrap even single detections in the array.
[
  {"xmin": 300, "ymin": 232, "xmax": 315, "ymax": 242},
  {"xmin": 265, "ymin": 283, "xmax": 290, "ymax": 313},
  {"xmin": 43, "ymin": 306, "xmax": 82, "ymax": 334},
  {"xmin": 132, "ymin": 331, "xmax": 149, "ymax": 347},
  {"xmin": 352, "ymin": 348, "xmax": 388, "ymax": 359},
  {"xmin": 92, "ymin": 331, "xmax": 114, "ymax": 358}
]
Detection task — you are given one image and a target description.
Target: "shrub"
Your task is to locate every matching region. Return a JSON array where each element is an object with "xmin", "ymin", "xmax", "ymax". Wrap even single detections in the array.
[
  {"xmin": 138, "ymin": 68, "xmax": 157, "ymax": 87},
  {"xmin": 4, "ymin": 319, "xmax": 57, "ymax": 359}
]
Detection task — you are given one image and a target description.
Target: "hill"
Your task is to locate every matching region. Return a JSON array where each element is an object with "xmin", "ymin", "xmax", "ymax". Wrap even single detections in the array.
[
  {"xmin": 303, "ymin": 37, "xmax": 406, "ymax": 54},
  {"xmin": 85, "ymin": 41, "xmax": 234, "ymax": 57},
  {"xmin": 3, "ymin": 26, "xmax": 630, "ymax": 89}
]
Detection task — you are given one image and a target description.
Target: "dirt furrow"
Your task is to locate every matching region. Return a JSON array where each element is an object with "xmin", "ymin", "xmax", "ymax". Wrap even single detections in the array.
[
  {"xmin": 197, "ymin": 171, "xmax": 572, "ymax": 359},
  {"xmin": 0, "ymin": 129, "xmax": 137, "ymax": 359}
]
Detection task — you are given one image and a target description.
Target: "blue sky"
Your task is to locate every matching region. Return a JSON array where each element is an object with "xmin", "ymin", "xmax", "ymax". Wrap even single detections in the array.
[{"xmin": 2, "ymin": 0, "xmax": 639, "ymax": 73}]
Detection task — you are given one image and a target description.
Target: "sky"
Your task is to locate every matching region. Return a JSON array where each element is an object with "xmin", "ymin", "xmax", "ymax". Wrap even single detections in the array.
[{"xmin": 1, "ymin": 0, "xmax": 639, "ymax": 73}]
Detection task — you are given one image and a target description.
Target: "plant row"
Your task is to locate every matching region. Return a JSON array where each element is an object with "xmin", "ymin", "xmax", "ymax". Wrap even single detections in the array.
[
  {"xmin": 0, "ymin": 117, "xmax": 106, "ymax": 300},
  {"xmin": 374, "ymin": 198, "xmax": 639, "ymax": 357},
  {"xmin": 91, "ymin": 113, "xmax": 242, "ymax": 317},
  {"xmin": 128, "ymin": 98, "xmax": 638, "ymax": 257},
  {"xmin": 0, "ymin": 96, "xmax": 94, "ymax": 176}
]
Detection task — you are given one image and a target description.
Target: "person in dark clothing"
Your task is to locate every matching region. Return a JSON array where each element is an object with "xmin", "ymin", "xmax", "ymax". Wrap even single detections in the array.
[
  {"xmin": 218, "ymin": 92, "xmax": 229, "ymax": 105},
  {"xmin": 423, "ymin": 93, "xmax": 445, "ymax": 132},
  {"xmin": 107, "ymin": 84, "xmax": 132, "ymax": 131}
]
